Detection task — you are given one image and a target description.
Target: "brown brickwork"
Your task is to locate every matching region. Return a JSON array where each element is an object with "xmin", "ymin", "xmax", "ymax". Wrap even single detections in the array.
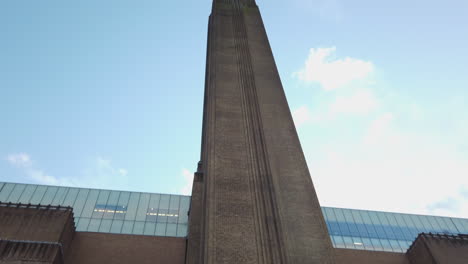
[
  {"xmin": 0, "ymin": 203, "xmax": 75, "ymax": 264},
  {"xmin": 0, "ymin": 240, "xmax": 63, "ymax": 264},
  {"xmin": 185, "ymin": 163, "xmax": 203, "ymax": 264},
  {"xmin": 187, "ymin": 0, "xmax": 334, "ymax": 263},
  {"xmin": 66, "ymin": 232, "xmax": 186, "ymax": 264},
  {"xmin": 407, "ymin": 233, "xmax": 468, "ymax": 264},
  {"xmin": 334, "ymin": 248, "xmax": 410, "ymax": 264}
]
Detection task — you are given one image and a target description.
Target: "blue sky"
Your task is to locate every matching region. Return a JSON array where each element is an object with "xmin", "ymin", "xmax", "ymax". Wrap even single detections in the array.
[{"xmin": 1, "ymin": 0, "xmax": 467, "ymax": 218}]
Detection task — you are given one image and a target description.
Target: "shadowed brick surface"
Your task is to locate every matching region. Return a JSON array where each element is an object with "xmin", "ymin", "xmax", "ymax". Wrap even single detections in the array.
[
  {"xmin": 66, "ymin": 233, "xmax": 186, "ymax": 264},
  {"xmin": 0, "ymin": 203, "xmax": 75, "ymax": 264},
  {"xmin": 407, "ymin": 233, "xmax": 468, "ymax": 264},
  {"xmin": 334, "ymin": 248, "xmax": 409, "ymax": 264}
]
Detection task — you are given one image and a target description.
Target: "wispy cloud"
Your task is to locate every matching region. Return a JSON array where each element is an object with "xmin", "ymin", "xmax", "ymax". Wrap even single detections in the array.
[
  {"xmin": 5, "ymin": 153, "xmax": 129, "ymax": 189},
  {"xmin": 5, "ymin": 153, "xmax": 70, "ymax": 186},
  {"xmin": 427, "ymin": 197, "xmax": 461, "ymax": 216},
  {"xmin": 180, "ymin": 168, "xmax": 193, "ymax": 195},
  {"xmin": 295, "ymin": 47, "xmax": 374, "ymax": 90},
  {"xmin": 82, "ymin": 156, "xmax": 130, "ymax": 189},
  {"xmin": 118, "ymin": 168, "xmax": 128, "ymax": 176},
  {"xmin": 292, "ymin": 106, "xmax": 311, "ymax": 127},
  {"xmin": 6, "ymin": 153, "xmax": 32, "ymax": 168}
]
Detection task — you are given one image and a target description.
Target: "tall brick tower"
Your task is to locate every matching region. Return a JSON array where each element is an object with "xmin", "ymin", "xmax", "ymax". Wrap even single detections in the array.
[{"xmin": 186, "ymin": 0, "xmax": 335, "ymax": 263}]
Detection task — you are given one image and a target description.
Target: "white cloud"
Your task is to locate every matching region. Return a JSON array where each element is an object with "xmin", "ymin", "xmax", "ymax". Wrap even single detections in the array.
[
  {"xmin": 28, "ymin": 170, "xmax": 60, "ymax": 185},
  {"xmin": 5, "ymin": 153, "xmax": 71, "ymax": 186},
  {"xmin": 295, "ymin": 47, "xmax": 374, "ymax": 90},
  {"xmin": 292, "ymin": 106, "xmax": 311, "ymax": 127},
  {"xmin": 6, "ymin": 153, "xmax": 32, "ymax": 167},
  {"xmin": 362, "ymin": 112, "xmax": 395, "ymax": 146},
  {"xmin": 85, "ymin": 156, "xmax": 129, "ymax": 189},
  {"xmin": 301, "ymin": 89, "xmax": 379, "ymax": 124},
  {"xmin": 118, "ymin": 168, "xmax": 128, "ymax": 176},
  {"xmin": 180, "ymin": 168, "xmax": 194, "ymax": 195},
  {"xmin": 329, "ymin": 89, "xmax": 379, "ymax": 115},
  {"xmin": 5, "ymin": 153, "xmax": 130, "ymax": 189},
  {"xmin": 310, "ymin": 112, "xmax": 468, "ymax": 218},
  {"xmin": 294, "ymin": 46, "xmax": 468, "ymax": 219}
]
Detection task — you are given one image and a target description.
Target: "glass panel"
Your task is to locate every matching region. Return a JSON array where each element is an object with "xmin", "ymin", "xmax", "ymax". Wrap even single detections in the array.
[
  {"xmin": 389, "ymin": 239, "xmax": 403, "ymax": 252},
  {"xmin": 323, "ymin": 208, "xmax": 341, "ymax": 236},
  {"xmin": 52, "ymin": 187, "xmax": 68, "ymax": 205},
  {"xmin": 418, "ymin": 215, "xmax": 436, "ymax": 231},
  {"xmin": 379, "ymin": 239, "xmax": 393, "ymax": 252},
  {"xmin": 0, "ymin": 183, "xmax": 4, "ymax": 192},
  {"xmin": 144, "ymin": 222, "xmax": 156, "ymax": 236},
  {"xmin": 0, "ymin": 183, "xmax": 15, "ymax": 201},
  {"xmin": 329, "ymin": 235, "xmax": 337, "ymax": 247},
  {"xmin": 452, "ymin": 218, "xmax": 468, "ymax": 233},
  {"xmin": 351, "ymin": 210, "xmax": 369, "ymax": 238},
  {"xmin": 178, "ymin": 196, "xmax": 190, "ymax": 224},
  {"xmin": 361, "ymin": 238, "xmax": 374, "ymax": 250},
  {"xmin": 115, "ymin": 192, "xmax": 130, "ymax": 220},
  {"xmin": 121, "ymin": 221, "xmax": 134, "ymax": 234},
  {"xmin": 401, "ymin": 214, "xmax": 421, "ymax": 239},
  {"xmin": 342, "ymin": 209, "xmax": 359, "ymax": 237},
  {"xmin": 385, "ymin": 213, "xmax": 405, "ymax": 240},
  {"xmin": 158, "ymin": 195, "xmax": 170, "ymax": 223},
  {"xmin": 155, "ymin": 222, "xmax": 167, "ymax": 236},
  {"xmin": 334, "ymin": 208, "xmax": 350, "ymax": 236},
  {"xmin": 370, "ymin": 238, "xmax": 383, "ymax": 251},
  {"xmin": 81, "ymin": 190, "xmax": 99, "ymax": 218},
  {"xmin": 169, "ymin": 195, "xmax": 180, "ymax": 210},
  {"xmin": 18, "ymin": 185, "xmax": 37, "ymax": 204},
  {"xmin": 342, "ymin": 236, "xmax": 355, "ymax": 249},
  {"xmin": 393, "ymin": 213, "xmax": 414, "ymax": 240},
  {"xmin": 460, "ymin": 219, "xmax": 468, "ymax": 233},
  {"xmin": 398, "ymin": 240, "xmax": 409, "ymax": 252},
  {"xmin": 332, "ymin": 235, "xmax": 345, "ymax": 248},
  {"xmin": 125, "ymin": 193, "xmax": 140, "ymax": 221},
  {"xmin": 76, "ymin": 218, "xmax": 90, "ymax": 231},
  {"xmin": 351, "ymin": 236, "xmax": 365, "ymax": 250},
  {"xmin": 103, "ymin": 191, "xmax": 121, "ymax": 219},
  {"xmin": 376, "ymin": 212, "xmax": 396, "ymax": 240},
  {"xmin": 323, "ymin": 207, "xmax": 338, "ymax": 221},
  {"xmin": 40, "ymin": 186, "xmax": 58, "ymax": 205},
  {"xmin": 87, "ymin": 219, "xmax": 101, "ymax": 232},
  {"xmin": 29, "ymin": 185, "xmax": 47, "ymax": 204},
  {"xmin": 99, "ymin": 219, "xmax": 112, "ymax": 232},
  {"xmin": 110, "ymin": 220, "xmax": 124, "ymax": 234},
  {"xmin": 72, "ymin": 189, "xmax": 90, "ymax": 217},
  {"xmin": 430, "ymin": 217, "xmax": 452, "ymax": 234},
  {"xmin": 135, "ymin": 193, "xmax": 150, "ymax": 221},
  {"xmin": 8, "ymin": 184, "xmax": 26, "ymax": 203},
  {"xmin": 368, "ymin": 212, "xmax": 386, "ymax": 239},
  {"xmin": 440, "ymin": 217, "xmax": 458, "ymax": 234},
  {"xmin": 166, "ymin": 223, "xmax": 177, "ymax": 237},
  {"xmin": 360, "ymin": 211, "xmax": 378, "ymax": 239},
  {"xmin": 146, "ymin": 194, "xmax": 161, "ymax": 222},
  {"xmin": 430, "ymin": 216, "xmax": 445, "ymax": 232},
  {"xmin": 92, "ymin": 190, "xmax": 110, "ymax": 218},
  {"xmin": 133, "ymin": 221, "xmax": 145, "ymax": 235},
  {"xmin": 62, "ymin": 188, "xmax": 79, "ymax": 207},
  {"xmin": 177, "ymin": 224, "xmax": 188, "ymax": 237}
]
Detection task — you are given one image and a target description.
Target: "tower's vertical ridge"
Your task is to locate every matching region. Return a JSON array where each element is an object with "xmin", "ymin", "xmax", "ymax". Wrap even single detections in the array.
[{"xmin": 186, "ymin": 1, "xmax": 335, "ymax": 263}]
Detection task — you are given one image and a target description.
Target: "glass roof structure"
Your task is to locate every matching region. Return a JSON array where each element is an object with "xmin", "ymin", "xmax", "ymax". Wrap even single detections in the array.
[{"xmin": 1, "ymin": 181, "xmax": 467, "ymax": 253}]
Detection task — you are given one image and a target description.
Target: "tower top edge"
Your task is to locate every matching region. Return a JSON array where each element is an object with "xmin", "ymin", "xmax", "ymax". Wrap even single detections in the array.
[{"xmin": 212, "ymin": 0, "xmax": 258, "ymax": 10}]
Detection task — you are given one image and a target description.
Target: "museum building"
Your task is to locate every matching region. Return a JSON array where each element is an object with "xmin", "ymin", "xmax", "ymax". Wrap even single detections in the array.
[{"xmin": 2, "ymin": 0, "xmax": 468, "ymax": 263}]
